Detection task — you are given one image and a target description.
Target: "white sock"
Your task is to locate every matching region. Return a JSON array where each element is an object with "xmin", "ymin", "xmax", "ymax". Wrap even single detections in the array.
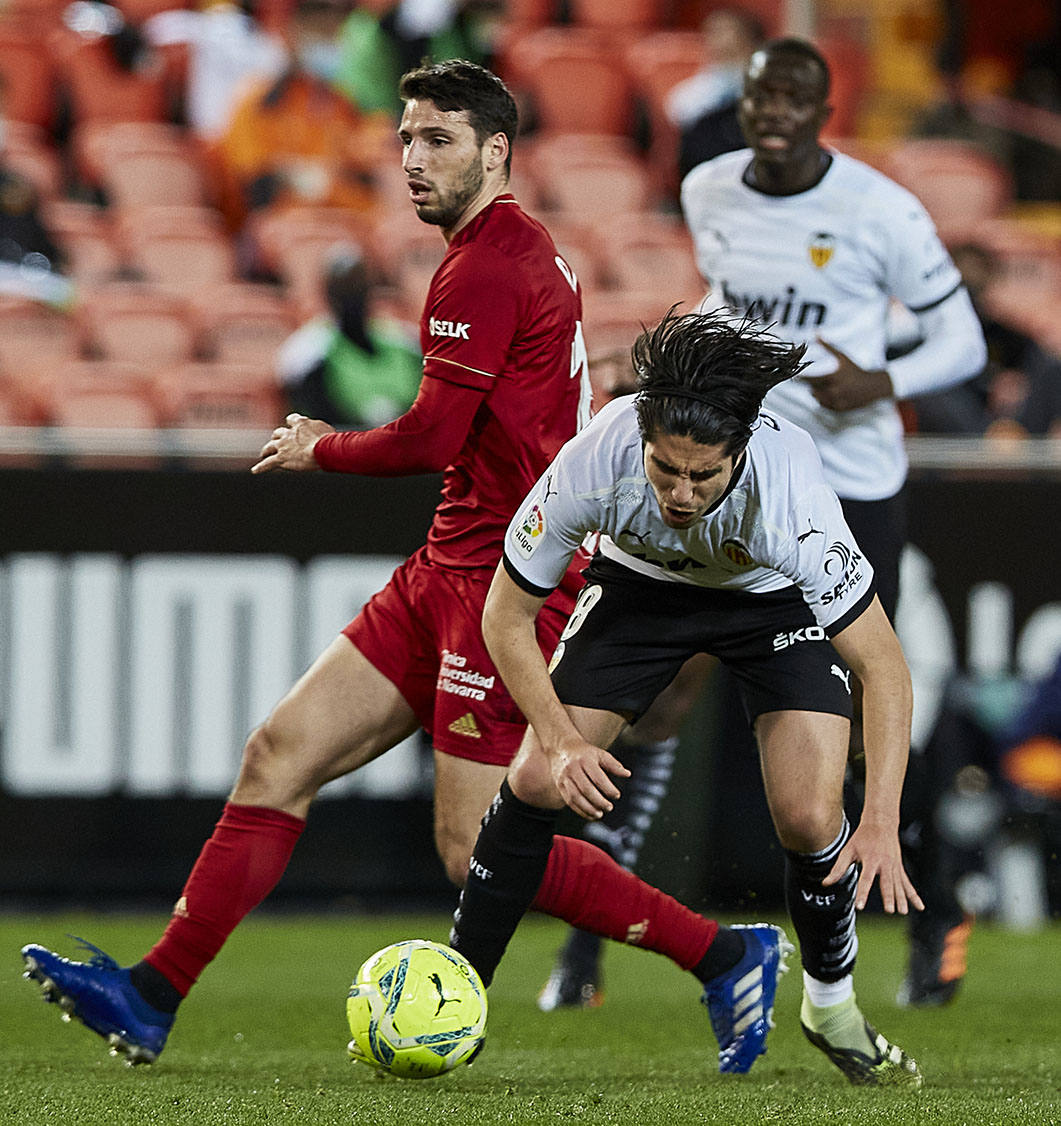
[{"xmin": 803, "ymin": 971, "xmax": 854, "ymax": 1009}]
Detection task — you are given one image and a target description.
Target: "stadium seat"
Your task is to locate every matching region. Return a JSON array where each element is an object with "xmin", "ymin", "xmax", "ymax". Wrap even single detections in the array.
[
  {"xmin": 824, "ymin": 136, "xmax": 893, "ymax": 173},
  {"xmin": 189, "ymin": 283, "xmax": 298, "ymax": 365},
  {"xmin": 75, "ymin": 284, "xmax": 197, "ymax": 369},
  {"xmin": 597, "ymin": 214, "xmax": 704, "ymax": 304},
  {"xmin": 151, "ymin": 361, "xmax": 283, "ymax": 429},
  {"xmin": 37, "ymin": 360, "xmax": 163, "ymax": 465},
  {"xmin": 0, "ymin": 384, "xmax": 36, "ymax": 425},
  {"xmin": 49, "ymin": 25, "xmax": 169, "ymax": 126},
  {"xmin": 102, "ymin": 148, "xmax": 212, "ymax": 210},
  {"xmin": 504, "ymin": 28, "xmax": 636, "ymax": 136},
  {"xmin": 43, "ymin": 200, "xmax": 124, "ymax": 283},
  {"xmin": 364, "ymin": 215, "xmax": 446, "ymax": 321},
  {"xmin": 0, "ymin": 26, "xmax": 58, "ymax": 129},
  {"xmin": 1, "ymin": 123, "xmax": 63, "ymax": 200},
  {"xmin": 816, "ymin": 32, "xmax": 870, "ymax": 140},
  {"xmin": 502, "ymin": 0, "xmax": 557, "ymax": 27},
  {"xmin": 525, "ymin": 133, "xmax": 656, "ymax": 215},
  {"xmin": 532, "ymin": 156, "xmax": 655, "ymax": 217},
  {"xmin": 582, "ymin": 290, "xmax": 677, "ymax": 353},
  {"xmin": 71, "ymin": 122, "xmax": 213, "ymax": 207},
  {"xmin": 122, "ymin": 227, "xmax": 237, "ymax": 293},
  {"xmin": 32, "ymin": 357, "xmax": 158, "ymax": 421},
  {"xmin": 50, "ymin": 386, "xmax": 161, "ymax": 430},
  {"xmin": 878, "ymin": 139, "xmax": 1015, "ymax": 238},
  {"xmin": 246, "ymin": 206, "xmax": 375, "ymax": 296},
  {"xmin": 569, "ymin": 0, "xmax": 665, "ymax": 31},
  {"xmin": 541, "ymin": 218, "xmax": 609, "ymax": 294},
  {"xmin": 623, "ymin": 32, "xmax": 705, "ymax": 197},
  {"xmin": 0, "ymin": 302, "xmax": 81, "ymax": 398}
]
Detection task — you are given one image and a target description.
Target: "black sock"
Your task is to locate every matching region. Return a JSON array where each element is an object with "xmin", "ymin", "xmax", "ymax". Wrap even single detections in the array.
[
  {"xmin": 564, "ymin": 735, "xmax": 679, "ymax": 969},
  {"xmin": 784, "ymin": 817, "xmax": 859, "ymax": 982},
  {"xmin": 583, "ymin": 734, "xmax": 678, "ymax": 868},
  {"xmin": 691, "ymin": 925, "xmax": 746, "ymax": 984},
  {"xmin": 128, "ymin": 961, "xmax": 183, "ymax": 1014},
  {"xmin": 449, "ymin": 779, "xmax": 559, "ymax": 987}
]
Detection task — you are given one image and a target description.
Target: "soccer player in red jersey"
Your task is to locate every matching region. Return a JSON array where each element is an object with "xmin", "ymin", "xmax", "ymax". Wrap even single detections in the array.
[{"xmin": 23, "ymin": 62, "xmax": 748, "ymax": 1067}]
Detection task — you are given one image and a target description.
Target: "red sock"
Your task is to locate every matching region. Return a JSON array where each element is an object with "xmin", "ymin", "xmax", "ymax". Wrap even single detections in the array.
[
  {"xmin": 144, "ymin": 803, "xmax": 305, "ymax": 995},
  {"xmin": 531, "ymin": 835, "xmax": 718, "ymax": 970}
]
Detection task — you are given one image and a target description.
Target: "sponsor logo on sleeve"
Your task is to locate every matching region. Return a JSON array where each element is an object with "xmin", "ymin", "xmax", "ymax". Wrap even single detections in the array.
[
  {"xmin": 429, "ymin": 316, "xmax": 470, "ymax": 339},
  {"xmin": 820, "ymin": 540, "xmax": 865, "ymax": 605},
  {"xmin": 513, "ymin": 499, "xmax": 546, "ymax": 559}
]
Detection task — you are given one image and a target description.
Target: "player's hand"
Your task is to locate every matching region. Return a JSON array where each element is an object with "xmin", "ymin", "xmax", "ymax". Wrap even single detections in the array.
[
  {"xmin": 822, "ymin": 818, "xmax": 924, "ymax": 914},
  {"xmin": 251, "ymin": 414, "xmax": 334, "ymax": 474},
  {"xmin": 805, "ymin": 339, "xmax": 893, "ymax": 412},
  {"xmin": 550, "ymin": 735, "xmax": 631, "ymax": 821}
]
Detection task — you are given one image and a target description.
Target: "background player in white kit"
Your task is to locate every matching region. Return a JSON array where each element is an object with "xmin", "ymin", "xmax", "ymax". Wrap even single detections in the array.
[
  {"xmin": 450, "ymin": 309, "xmax": 924, "ymax": 1087},
  {"xmin": 680, "ymin": 37, "xmax": 987, "ymax": 1006}
]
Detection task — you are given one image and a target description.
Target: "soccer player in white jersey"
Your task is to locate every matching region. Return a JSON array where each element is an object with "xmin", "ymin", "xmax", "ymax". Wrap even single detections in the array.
[
  {"xmin": 680, "ymin": 37, "xmax": 987, "ymax": 1006},
  {"xmin": 450, "ymin": 309, "xmax": 924, "ymax": 1087}
]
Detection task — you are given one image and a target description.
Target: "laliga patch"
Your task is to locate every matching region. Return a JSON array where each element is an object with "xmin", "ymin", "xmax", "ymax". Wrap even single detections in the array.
[
  {"xmin": 722, "ymin": 538, "xmax": 754, "ymax": 567},
  {"xmin": 513, "ymin": 498, "xmax": 546, "ymax": 559}
]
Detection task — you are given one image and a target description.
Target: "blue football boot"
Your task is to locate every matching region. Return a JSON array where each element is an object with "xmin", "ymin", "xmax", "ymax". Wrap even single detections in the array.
[
  {"xmin": 701, "ymin": 923, "xmax": 793, "ymax": 1074},
  {"xmin": 21, "ymin": 938, "xmax": 174, "ymax": 1065}
]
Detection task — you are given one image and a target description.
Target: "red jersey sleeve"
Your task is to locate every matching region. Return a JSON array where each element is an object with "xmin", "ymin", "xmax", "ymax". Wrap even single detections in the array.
[
  {"xmin": 312, "ymin": 375, "xmax": 484, "ymax": 476},
  {"xmin": 420, "ymin": 240, "xmax": 522, "ymax": 391}
]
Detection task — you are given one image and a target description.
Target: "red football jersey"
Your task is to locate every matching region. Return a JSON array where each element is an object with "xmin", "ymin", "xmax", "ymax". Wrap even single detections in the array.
[{"xmin": 421, "ymin": 194, "xmax": 589, "ymax": 569}]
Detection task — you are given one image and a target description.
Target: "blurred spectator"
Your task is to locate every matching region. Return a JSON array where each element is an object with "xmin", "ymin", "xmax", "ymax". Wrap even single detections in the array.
[
  {"xmin": 1000, "ymin": 652, "xmax": 1061, "ymax": 807},
  {"xmin": 141, "ymin": 1, "xmax": 288, "ymax": 142},
  {"xmin": 668, "ymin": 6, "xmax": 765, "ymax": 181},
  {"xmin": 214, "ymin": 0, "xmax": 392, "ymax": 235},
  {"xmin": 904, "ymin": 242, "xmax": 1061, "ymax": 437},
  {"xmin": 334, "ymin": 0, "xmax": 496, "ymax": 117},
  {"xmin": 0, "ymin": 77, "xmax": 73, "ymax": 305},
  {"xmin": 55, "ymin": 1, "xmax": 170, "ymax": 134},
  {"xmin": 276, "ymin": 243, "xmax": 422, "ymax": 427}
]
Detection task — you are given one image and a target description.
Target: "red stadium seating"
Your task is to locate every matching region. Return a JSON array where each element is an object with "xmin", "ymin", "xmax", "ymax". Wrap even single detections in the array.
[
  {"xmin": 568, "ymin": 0, "xmax": 666, "ymax": 32},
  {"xmin": 76, "ymin": 284, "xmax": 197, "ymax": 369},
  {"xmin": 50, "ymin": 25, "xmax": 169, "ymax": 126},
  {"xmin": 597, "ymin": 214, "xmax": 704, "ymax": 306},
  {"xmin": 0, "ymin": 26, "xmax": 58, "ymax": 129},
  {"xmin": 623, "ymin": 32, "xmax": 705, "ymax": 197},
  {"xmin": 43, "ymin": 201, "xmax": 124, "ymax": 283},
  {"xmin": 2, "ymin": 123, "xmax": 63, "ymax": 200},
  {"xmin": 151, "ymin": 362, "xmax": 283, "ymax": 429},
  {"xmin": 188, "ymin": 283, "xmax": 298, "ymax": 366},
  {"xmin": 0, "ymin": 301, "xmax": 81, "ymax": 404},
  {"xmin": 121, "ymin": 226, "xmax": 236, "ymax": 293},
  {"xmin": 504, "ymin": 28, "xmax": 636, "ymax": 137},
  {"xmin": 878, "ymin": 139, "xmax": 1014, "ymax": 239},
  {"xmin": 525, "ymin": 133, "xmax": 656, "ymax": 215}
]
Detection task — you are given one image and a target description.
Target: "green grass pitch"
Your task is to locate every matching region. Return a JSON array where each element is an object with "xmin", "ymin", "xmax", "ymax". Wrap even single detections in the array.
[{"xmin": 1, "ymin": 911, "xmax": 1058, "ymax": 1125}]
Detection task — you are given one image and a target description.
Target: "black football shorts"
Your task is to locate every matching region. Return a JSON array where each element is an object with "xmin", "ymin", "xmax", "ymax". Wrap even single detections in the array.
[{"xmin": 548, "ymin": 555, "xmax": 856, "ymax": 724}]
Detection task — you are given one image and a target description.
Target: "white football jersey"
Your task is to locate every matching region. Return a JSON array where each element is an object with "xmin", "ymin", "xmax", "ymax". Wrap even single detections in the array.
[
  {"xmin": 504, "ymin": 396, "xmax": 875, "ymax": 634},
  {"xmin": 681, "ymin": 149, "xmax": 962, "ymax": 500}
]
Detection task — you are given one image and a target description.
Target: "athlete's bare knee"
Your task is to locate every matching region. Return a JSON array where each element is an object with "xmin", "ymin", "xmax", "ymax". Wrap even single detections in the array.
[
  {"xmin": 773, "ymin": 800, "xmax": 843, "ymax": 853},
  {"xmin": 234, "ymin": 717, "xmax": 315, "ymax": 806}
]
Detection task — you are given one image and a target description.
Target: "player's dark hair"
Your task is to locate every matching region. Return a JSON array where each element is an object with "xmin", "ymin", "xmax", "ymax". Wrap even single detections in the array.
[
  {"xmin": 399, "ymin": 60, "xmax": 518, "ymax": 174},
  {"xmin": 755, "ymin": 37, "xmax": 831, "ymax": 97},
  {"xmin": 633, "ymin": 308, "xmax": 809, "ymax": 458}
]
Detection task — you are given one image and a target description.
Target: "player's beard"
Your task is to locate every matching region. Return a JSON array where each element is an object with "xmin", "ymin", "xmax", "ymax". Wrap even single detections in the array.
[{"xmin": 414, "ymin": 154, "xmax": 485, "ymax": 229}]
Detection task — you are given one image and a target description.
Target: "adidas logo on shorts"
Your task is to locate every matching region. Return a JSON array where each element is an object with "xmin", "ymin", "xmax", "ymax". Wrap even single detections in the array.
[{"xmin": 448, "ymin": 713, "xmax": 481, "ymax": 738}]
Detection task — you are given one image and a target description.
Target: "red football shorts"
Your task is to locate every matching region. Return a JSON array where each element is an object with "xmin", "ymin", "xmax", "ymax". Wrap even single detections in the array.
[{"xmin": 343, "ymin": 545, "xmax": 577, "ymax": 765}]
